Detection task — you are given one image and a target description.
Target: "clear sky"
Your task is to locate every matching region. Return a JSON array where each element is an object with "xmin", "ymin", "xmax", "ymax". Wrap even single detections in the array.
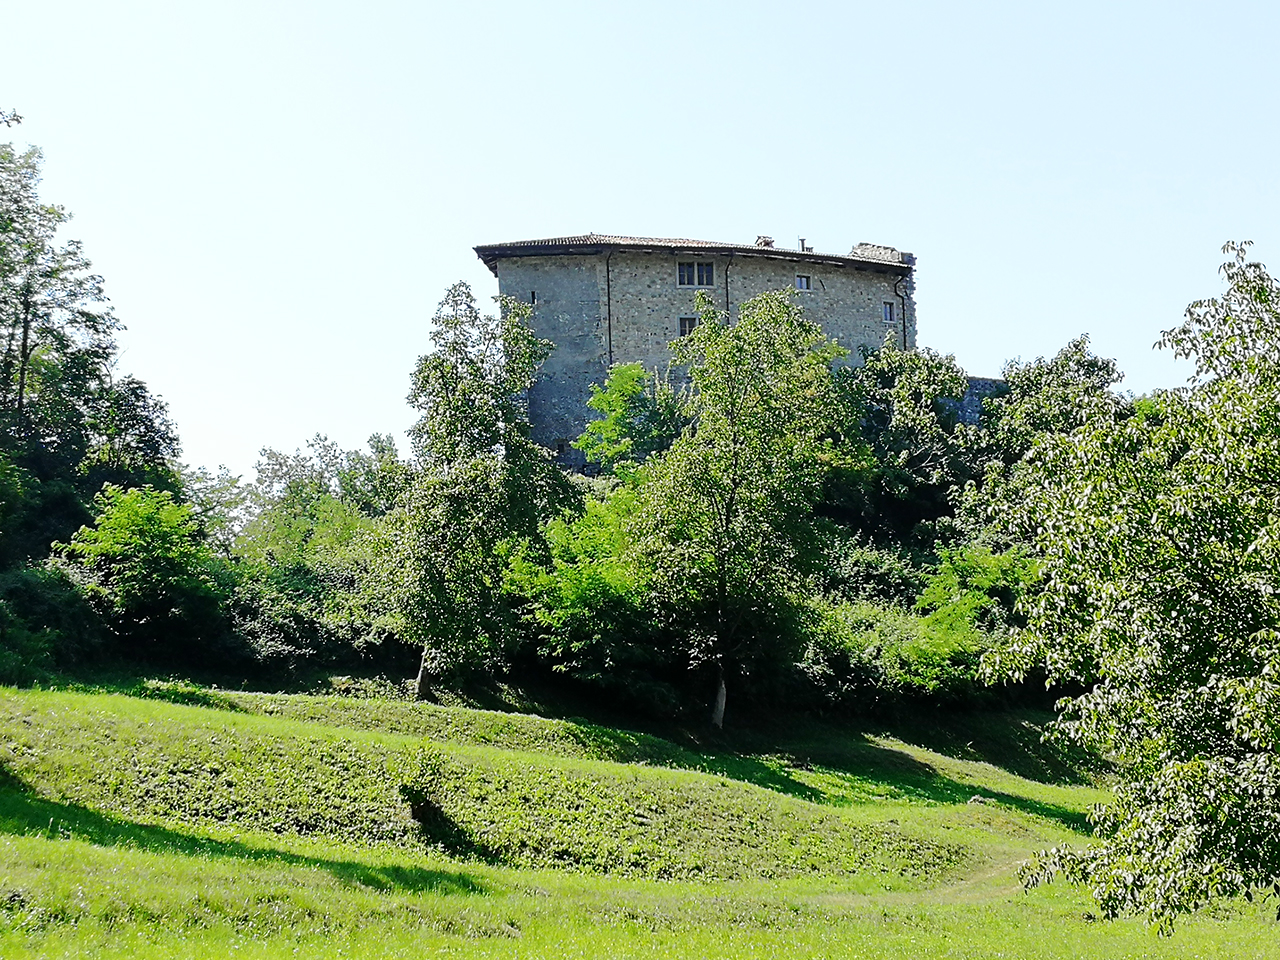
[{"xmin": 3, "ymin": 1, "xmax": 1277, "ymax": 478}]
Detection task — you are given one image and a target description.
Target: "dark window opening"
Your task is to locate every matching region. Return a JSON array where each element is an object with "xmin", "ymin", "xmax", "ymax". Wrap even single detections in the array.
[
  {"xmin": 697, "ymin": 262, "xmax": 714, "ymax": 285},
  {"xmin": 679, "ymin": 316, "xmax": 698, "ymax": 337},
  {"xmin": 883, "ymin": 302, "xmax": 895, "ymax": 323},
  {"xmin": 531, "ymin": 290, "xmax": 537, "ymax": 304},
  {"xmin": 678, "ymin": 262, "xmax": 695, "ymax": 286},
  {"xmin": 795, "ymin": 275, "xmax": 811, "ymax": 290}
]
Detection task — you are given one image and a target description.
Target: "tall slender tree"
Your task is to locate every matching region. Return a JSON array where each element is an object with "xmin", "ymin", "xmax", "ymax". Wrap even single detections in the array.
[{"xmin": 383, "ymin": 283, "xmax": 572, "ymax": 696}]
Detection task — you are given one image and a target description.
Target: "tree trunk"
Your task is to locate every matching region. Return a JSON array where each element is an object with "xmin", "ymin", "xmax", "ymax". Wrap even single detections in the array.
[
  {"xmin": 15, "ymin": 284, "xmax": 31, "ymax": 415},
  {"xmin": 711, "ymin": 662, "xmax": 727, "ymax": 729},
  {"xmin": 414, "ymin": 647, "xmax": 431, "ymax": 701}
]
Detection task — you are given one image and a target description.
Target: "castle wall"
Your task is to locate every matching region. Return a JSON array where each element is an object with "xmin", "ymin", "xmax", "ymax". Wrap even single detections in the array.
[
  {"xmin": 495, "ymin": 255, "xmax": 606, "ymax": 459},
  {"xmin": 494, "ymin": 247, "xmax": 917, "ymax": 461}
]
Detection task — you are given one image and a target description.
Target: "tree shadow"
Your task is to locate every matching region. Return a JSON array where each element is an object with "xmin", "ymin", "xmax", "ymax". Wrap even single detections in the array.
[
  {"xmin": 0, "ymin": 763, "xmax": 485, "ymax": 896},
  {"xmin": 549, "ymin": 715, "xmax": 1094, "ymax": 832},
  {"xmin": 770, "ymin": 734, "xmax": 1096, "ymax": 833},
  {"xmin": 548, "ymin": 713, "xmax": 1094, "ymax": 831}
]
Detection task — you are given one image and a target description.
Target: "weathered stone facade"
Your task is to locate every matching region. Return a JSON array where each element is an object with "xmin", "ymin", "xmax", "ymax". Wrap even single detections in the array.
[{"xmin": 475, "ymin": 234, "xmax": 917, "ymax": 462}]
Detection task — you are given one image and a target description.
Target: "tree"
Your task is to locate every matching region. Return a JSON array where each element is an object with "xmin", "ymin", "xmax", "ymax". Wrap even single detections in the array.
[
  {"xmin": 973, "ymin": 335, "xmax": 1128, "ymax": 469},
  {"xmin": 58, "ymin": 485, "xmax": 231, "ymax": 664},
  {"xmin": 0, "ymin": 142, "xmax": 117, "ymax": 437},
  {"xmin": 385, "ymin": 283, "xmax": 572, "ymax": 696},
  {"xmin": 574, "ymin": 362, "xmax": 688, "ymax": 473},
  {"xmin": 632, "ymin": 290, "xmax": 845, "ymax": 727},
  {"xmin": 984, "ymin": 242, "xmax": 1280, "ymax": 930},
  {"xmin": 826, "ymin": 341, "xmax": 969, "ymax": 546}
]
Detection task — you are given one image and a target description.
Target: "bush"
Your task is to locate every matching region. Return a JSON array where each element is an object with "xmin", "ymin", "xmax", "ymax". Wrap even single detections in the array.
[
  {"xmin": 0, "ymin": 599, "xmax": 52, "ymax": 684},
  {"xmin": 0, "ymin": 566, "xmax": 105, "ymax": 682},
  {"xmin": 57, "ymin": 484, "xmax": 241, "ymax": 667},
  {"xmin": 797, "ymin": 599, "xmax": 991, "ymax": 712},
  {"xmin": 825, "ymin": 536, "xmax": 930, "ymax": 607},
  {"xmin": 508, "ymin": 491, "xmax": 682, "ymax": 717},
  {"xmin": 914, "ymin": 545, "xmax": 1035, "ymax": 633}
]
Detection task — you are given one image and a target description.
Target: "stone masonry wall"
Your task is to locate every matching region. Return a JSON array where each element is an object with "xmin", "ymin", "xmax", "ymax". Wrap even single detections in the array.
[
  {"xmin": 496, "ymin": 255, "xmax": 606, "ymax": 460},
  {"xmin": 495, "ymin": 249, "xmax": 917, "ymax": 460}
]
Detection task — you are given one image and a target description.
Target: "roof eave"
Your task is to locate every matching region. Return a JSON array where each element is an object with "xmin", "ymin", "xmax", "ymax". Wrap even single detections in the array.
[{"xmin": 473, "ymin": 241, "xmax": 912, "ymax": 276}]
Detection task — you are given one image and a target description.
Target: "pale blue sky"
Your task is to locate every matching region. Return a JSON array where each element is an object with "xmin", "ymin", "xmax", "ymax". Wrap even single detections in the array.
[{"xmin": 4, "ymin": 1, "xmax": 1277, "ymax": 477}]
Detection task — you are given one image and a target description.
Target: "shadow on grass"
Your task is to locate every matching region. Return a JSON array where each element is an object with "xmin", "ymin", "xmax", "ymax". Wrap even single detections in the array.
[
  {"xmin": 558, "ymin": 717, "xmax": 1095, "ymax": 833},
  {"xmin": 0, "ymin": 764, "xmax": 485, "ymax": 897},
  {"xmin": 769, "ymin": 733, "xmax": 1096, "ymax": 833}
]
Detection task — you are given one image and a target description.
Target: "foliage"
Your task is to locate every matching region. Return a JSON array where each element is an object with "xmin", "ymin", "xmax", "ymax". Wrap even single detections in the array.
[
  {"xmin": 573, "ymin": 362, "xmax": 688, "ymax": 472},
  {"xmin": 827, "ymin": 342, "xmax": 970, "ymax": 546},
  {"xmin": 914, "ymin": 544, "xmax": 1035, "ymax": 635},
  {"xmin": 798, "ymin": 599, "xmax": 991, "ymax": 711},
  {"xmin": 0, "ymin": 132, "xmax": 179, "ymax": 577},
  {"xmin": 985, "ymin": 243, "xmax": 1280, "ymax": 929},
  {"xmin": 388, "ymin": 283, "xmax": 574, "ymax": 691},
  {"xmin": 507, "ymin": 486, "xmax": 680, "ymax": 715},
  {"xmin": 631, "ymin": 290, "xmax": 847, "ymax": 724},
  {"xmin": 56, "ymin": 485, "xmax": 234, "ymax": 665},
  {"xmin": 823, "ymin": 535, "xmax": 930, "ymax": 608},
  {"xmin": 226, "ymin": 435, "xmax": 411, "ymax": 669},
  {"xmin": 974, "ymin": 335, "xmax": 1128, "ymax": 467}
]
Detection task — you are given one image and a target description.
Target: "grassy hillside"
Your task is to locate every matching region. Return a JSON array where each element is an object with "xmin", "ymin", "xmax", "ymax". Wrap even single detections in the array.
[{"xmin": 0, "ymin": 685, "xmax": 1272, "ymax": 958}]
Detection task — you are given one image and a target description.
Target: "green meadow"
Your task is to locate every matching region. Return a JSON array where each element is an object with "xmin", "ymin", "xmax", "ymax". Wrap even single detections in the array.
[{"xmin": 0, "ymin": 684, "xmax": 1271, "ymax": 959}]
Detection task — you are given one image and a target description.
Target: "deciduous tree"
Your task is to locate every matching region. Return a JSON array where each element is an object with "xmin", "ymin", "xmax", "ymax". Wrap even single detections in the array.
[
  {"xmin": 985, "ymin": 242, "xmax": 1280, "ymax": 929},
  {"xmin": 633, "ymin": 290, "xmax": 845, "ymax": 727}
]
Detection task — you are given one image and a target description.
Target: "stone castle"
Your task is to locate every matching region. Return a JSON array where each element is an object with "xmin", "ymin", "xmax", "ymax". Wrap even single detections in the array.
[{"xmin": 474, "ymin": 233, "xmax": 918, "ymax": 462}]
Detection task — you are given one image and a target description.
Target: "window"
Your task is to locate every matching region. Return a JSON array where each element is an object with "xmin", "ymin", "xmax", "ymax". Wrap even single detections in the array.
[
  {"xmin": 679, "ymin": 316, "xmax": 698, "ymax": 337},
  {"xmin": 530, "ymin": 290, "xmax": 537, "ymax": 305},
  {"xmin": 678, "ymin": 262, "xmax": 715, "ymax": 286},
  {"xmin": 883, "ymin": 301, "xmax": 895, "ymax": 324},
  {"xmin": 795, "ymin": 275, "xmax": 811, "ymax": 290}
]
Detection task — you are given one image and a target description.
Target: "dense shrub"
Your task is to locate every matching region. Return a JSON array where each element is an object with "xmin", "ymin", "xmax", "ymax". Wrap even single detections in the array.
[
  {"xmin": 0, "ymin": 565, "xmax": 104, "ymax": 676},
  {"xmin": 507, "ymin": 490, "xmax": 682, "ymax": 717},
  {"xmin": 797, "ymin": 599, "xmax": 991, "ymax": 712},
  {"xmin": 57, "ymin": 485, "xmax": 242, "ymax": 667},
  {"xmin": 825, "ymin": 536, "xmax": 930, "ymax": 607}
]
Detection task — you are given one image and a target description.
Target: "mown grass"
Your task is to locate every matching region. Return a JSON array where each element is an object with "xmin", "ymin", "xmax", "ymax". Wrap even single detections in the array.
[{"xmin": 0, "ymin": 684, "xmax": 1271, "ymax": 958}]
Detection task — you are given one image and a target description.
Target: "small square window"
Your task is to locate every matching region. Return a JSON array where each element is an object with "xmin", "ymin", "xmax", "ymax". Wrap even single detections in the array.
[
  {"xmin": 883, "ymin": 302, "xmax": 895, "ymax": 323},
  {"xmin": 679, "ymin": 316, "xmax": 698, "ymax": 337},
  {"xmin": 795, "ymin": 275, "xmax": 811, "ymax": 290},
  {"xmin": 678, "ymin": 262, "xmax": 696, "ymax": 286},
  {"xmin": 697, "ymin": 262, "xmax": 714, "ymax": 285}
]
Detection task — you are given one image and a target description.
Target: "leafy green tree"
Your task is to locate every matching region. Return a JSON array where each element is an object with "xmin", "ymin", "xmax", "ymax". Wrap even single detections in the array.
[
  {"xmin": 827, "ymin": 342, "xmax": 970, "ymax": 546},
  {"xmin": 385, "ymin": 283, "xmax": 573, "ymax": 696},
  {"xmin": 0, "ymin": 131, "xmax": 179, "ymax": 568},
  {"xmin": 58, "ymin": 485, "xmax": 232, "ymax": 664},
  {"xmin": 0, "ymin": 142, "xmax": 117, "ymax": 436},
  {"xmin": 973, "ymin": 335, "xmax": 1128, "ymax": 468},
  {"xmin": 81, "ymin": 374, "xmax": 181, "ymax": 490},
  {"xmin": 574, "ymin": 362, "xmax": 688, "ymax": 473},
  {"xmin": 223, "ymin": 435, "xmax": 410, "ymax": 668},
  {"xmin": 984, "ymin": 242, "xmax": 1280, "ymax": 930},
  {"xmin": 632, "ymin": 290, "xmax": 845, "ymax": 727}
]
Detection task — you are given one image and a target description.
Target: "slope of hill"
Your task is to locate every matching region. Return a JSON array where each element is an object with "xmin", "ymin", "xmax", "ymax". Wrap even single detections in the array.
[{"xmin": 0, "ymin": 685, "xmax": 1271, "ymax": 959}]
